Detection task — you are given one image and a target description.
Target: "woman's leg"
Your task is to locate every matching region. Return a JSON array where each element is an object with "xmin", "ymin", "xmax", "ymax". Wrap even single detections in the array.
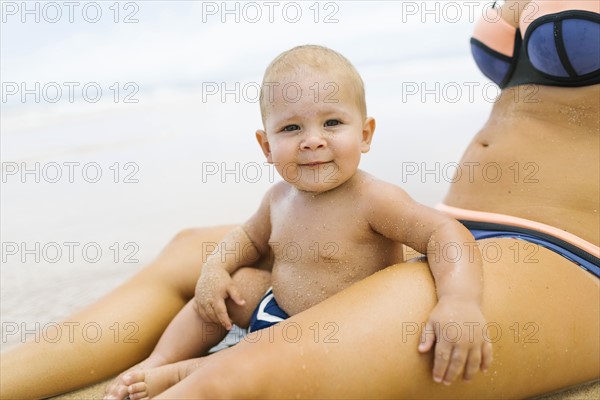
[
  {"xmin": 104, "ymin": 267, "xmax": 271, "ymax": 400},
  {"xmin": 0, "ymin": 225, "xmax": 269, "ymax": 400},
  {"xmin": 156, "ymin": 239, "xmax": 600, "ymax": 399}
]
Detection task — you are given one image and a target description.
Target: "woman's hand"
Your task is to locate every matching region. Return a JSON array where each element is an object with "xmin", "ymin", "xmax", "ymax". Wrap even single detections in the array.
[
  {"xmin": 194, "ymin": 264, "xmax": 246, "ymax": 330},
  {"xmin": 418, "ymin": 296, "xmax": 493, "ymax": 385}
]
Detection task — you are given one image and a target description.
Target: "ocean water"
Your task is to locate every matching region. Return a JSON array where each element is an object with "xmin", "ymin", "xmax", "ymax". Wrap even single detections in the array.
[{"xmin": 1, "ymin": 1, "xmax": 495, "ymax": 351}]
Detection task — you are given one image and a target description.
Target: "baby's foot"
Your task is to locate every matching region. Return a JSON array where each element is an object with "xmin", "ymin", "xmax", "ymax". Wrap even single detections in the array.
[
  {"xmin": 103, "ymin": 356, "xmax": 167, "ymax": 400},
  {"xmin": 104, "ymin": 368, "xmax": 141, "ymax": 400},
  {"xmin": 122, "ymin": 364, "xmax": 182, "ymax": 400}
]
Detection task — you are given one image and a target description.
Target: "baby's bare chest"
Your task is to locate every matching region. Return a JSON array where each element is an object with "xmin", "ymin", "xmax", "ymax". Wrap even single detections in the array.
[
  {"xmin": 268, "ymin": 198, "xmax": 381, "ymax": 265},
  {"xmin": 267, "ymin": 195, "xmax": 401, "ymax": 315}
]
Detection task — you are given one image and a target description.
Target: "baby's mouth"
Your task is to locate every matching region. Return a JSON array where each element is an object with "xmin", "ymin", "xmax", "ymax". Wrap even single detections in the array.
[{"xmin": 299, "ymin": 161, "xmax": 332, "ymax": 167}]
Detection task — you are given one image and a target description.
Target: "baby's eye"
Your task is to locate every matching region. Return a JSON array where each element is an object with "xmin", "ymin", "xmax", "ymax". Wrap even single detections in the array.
[
  {"xmin": 324, "ymin": 119, "xmax": 341, "ymax": 127},
  {"xmin": 282, "ymin": 124, "xmax": 300, "ymax": 132}
]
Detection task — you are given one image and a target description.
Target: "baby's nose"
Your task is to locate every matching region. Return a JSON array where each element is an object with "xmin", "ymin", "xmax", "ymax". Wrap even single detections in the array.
[{"xmin": 301, "ymin": 130, "xmax": 326, "ymax": 150}]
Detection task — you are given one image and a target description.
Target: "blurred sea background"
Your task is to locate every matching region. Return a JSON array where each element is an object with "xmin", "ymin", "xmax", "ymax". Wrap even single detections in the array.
[{"xmin": 1, "ymin": 0, "xmax": 495, "ymax": 351}]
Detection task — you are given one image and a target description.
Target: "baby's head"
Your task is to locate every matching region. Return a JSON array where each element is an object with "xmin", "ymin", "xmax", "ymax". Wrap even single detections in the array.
[
  {"xmin": 255, "ymin": 45, "xmax": 375, "ymax": 194},
  {"xmin": 259, "ymin": 45, "xmax": 367, "ymax": 126}
]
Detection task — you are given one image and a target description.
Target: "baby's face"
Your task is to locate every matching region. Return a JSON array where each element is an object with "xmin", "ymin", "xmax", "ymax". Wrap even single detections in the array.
[{"xmin": 257, "ymin": 70, "xmax": 373, "ymax": 193}]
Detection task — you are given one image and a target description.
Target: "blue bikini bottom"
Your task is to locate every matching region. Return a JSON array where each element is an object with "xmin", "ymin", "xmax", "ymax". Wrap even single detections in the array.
[{"xmin": 463, "ymin": 221, "xmax": 600, "ymax": 278}]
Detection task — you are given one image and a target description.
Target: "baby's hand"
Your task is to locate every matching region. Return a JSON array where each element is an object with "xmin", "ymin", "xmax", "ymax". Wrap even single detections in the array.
[
  {"xmin": 194, "ymin": 265, "xmax": 245, "ymax": 330},
  {"xmin": 418, "ymin": 296, "xmax": 493, "ymax": 385}
]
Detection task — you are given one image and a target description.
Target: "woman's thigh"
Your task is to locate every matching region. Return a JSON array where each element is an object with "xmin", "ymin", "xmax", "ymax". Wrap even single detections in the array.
[{"xmin": 158, "ymin": 238, "xmax": 599, "ymax": 399}]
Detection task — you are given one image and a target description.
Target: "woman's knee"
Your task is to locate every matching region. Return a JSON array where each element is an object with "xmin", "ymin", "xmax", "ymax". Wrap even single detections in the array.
[
  {"xmin": 171, "ymin": 227, "xmax": 205, "ymax": 243},
  {"xmin": 169, "ymin": 226, "xmax": 235, "ymax": 248},
  {"xmin": 154, "ymin": 227, "xmax": 232, "ymax": 267}
]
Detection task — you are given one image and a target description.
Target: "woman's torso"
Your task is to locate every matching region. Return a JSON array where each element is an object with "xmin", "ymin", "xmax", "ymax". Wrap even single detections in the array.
[
  {"xmin": 444, "ymin": 84, "xmax": 599, "ymax": 245},
  {"xmin": 445, "ymin": 0, "xmax": 599, "ymax": 246}
]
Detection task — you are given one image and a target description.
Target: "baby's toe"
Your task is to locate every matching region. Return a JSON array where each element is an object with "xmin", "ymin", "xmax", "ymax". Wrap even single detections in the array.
[
  {"xmin": 128, "ymin": 381, "xmax": 148, "ymax": 398},
  {"xmin": 103, "ymin": 384, "xmax": 130, "ymax": 400},
  {"xmin": 128, "ymin": 387, "xmax": 149, "ymax": 400},
  {"xmin": 122, "ymin": 370, "xmax": 145, "ymax": 386}
]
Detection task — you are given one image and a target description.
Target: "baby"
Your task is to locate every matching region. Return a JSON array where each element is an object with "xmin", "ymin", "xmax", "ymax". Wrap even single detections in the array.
[{"xmin": 105, "ymin": 45, "xmax": 491, "ymax": 400}]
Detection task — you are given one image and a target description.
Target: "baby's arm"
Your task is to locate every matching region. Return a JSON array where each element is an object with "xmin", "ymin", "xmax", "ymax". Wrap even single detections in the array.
[
  {"xmin": 414, "ymin": 219, "xmax": 491, "ymax": 385},
  {"xmin": 194, "ymin": 186, "xmax": 274, "ymax": 330},
  {"xmin": 364, "ymin": 180, "xmax": 491, "ymax": 385}
]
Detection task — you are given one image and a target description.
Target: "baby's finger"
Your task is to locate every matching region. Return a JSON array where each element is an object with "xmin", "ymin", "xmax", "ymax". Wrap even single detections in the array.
[
  {"xmin": 192, "ymin": 299, "xmax": 202, "ymax": 315},
  {"xmin": 227, "ymin": 284, "xmax": 246, "ymax": 306},
  {"xmin": 432, "ymin": 342, "xmax": 452, "ymax": 384},
  {"xmin": 202, "ymin": 300, "xmax": 219, "ymax": 324},
  {"xmin": 481, "ymin": 340, "xmax": 493, "ymax": 372},
  {"xmin": 442, "ymin": 346, "xmax": 468, "ymax": 385},
  {"xmin": 463, "ymin": 348, "xmax": 482, "ymax": 381},
  {"xmin": 418, "ymin": 321, "xmax": 436, "ymax": 353},
  {"xmin": 213, "ymin": 299, "xmax": 233, "ymax": 330},
  {"xmin": 198, "ymin": 306, "xmax": 214, "ymax": 325}
]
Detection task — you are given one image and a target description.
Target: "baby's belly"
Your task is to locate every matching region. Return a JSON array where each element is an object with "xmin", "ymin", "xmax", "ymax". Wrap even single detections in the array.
[{"xmin": 271, "ymin": 261, "xmax": 366, "ymax": 316}]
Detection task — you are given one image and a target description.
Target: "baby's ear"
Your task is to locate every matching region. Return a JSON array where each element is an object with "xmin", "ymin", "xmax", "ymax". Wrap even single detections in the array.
[
  {"xmin": 255, "ymin": 130, "xmax": 272, "ymax": 162},
  {"xmin": 361, "ymin": 117, "xmax": 375, "ymax": 153}
]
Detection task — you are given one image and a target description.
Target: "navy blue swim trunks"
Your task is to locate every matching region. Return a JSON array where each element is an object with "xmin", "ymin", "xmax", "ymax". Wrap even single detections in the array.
[{"xmin": 248, "ymin": 288, "xmax": 289, "ymax": 332}]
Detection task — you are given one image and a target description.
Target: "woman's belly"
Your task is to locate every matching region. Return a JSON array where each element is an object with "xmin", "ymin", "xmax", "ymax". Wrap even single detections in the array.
[{"xmin": 444, "ymin": 85, "xmax": 599, "ymax": 245}]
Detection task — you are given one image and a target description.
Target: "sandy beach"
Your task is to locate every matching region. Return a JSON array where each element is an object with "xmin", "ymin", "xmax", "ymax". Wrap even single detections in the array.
[
  {"xmin": 2, "ymin": 1, "xmax": 598, "ymax": 398},
  {"xmin": 2, "ymin": 0, "xmax": 486, "ymax": 352}
]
